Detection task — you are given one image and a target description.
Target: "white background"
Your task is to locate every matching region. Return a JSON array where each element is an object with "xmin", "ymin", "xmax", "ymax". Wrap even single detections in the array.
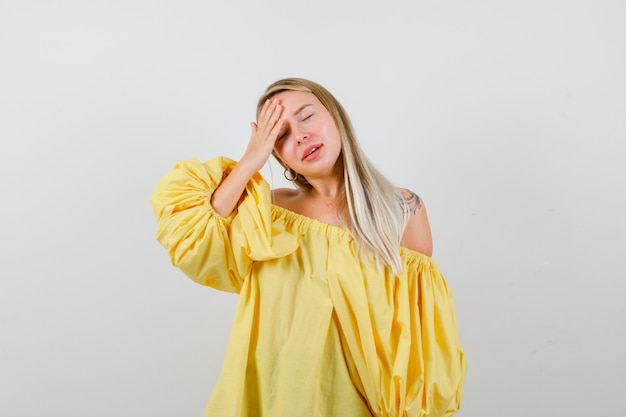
[{"xmin": 1, "ymin": 1, "xmax": 625, "ymax": 416}]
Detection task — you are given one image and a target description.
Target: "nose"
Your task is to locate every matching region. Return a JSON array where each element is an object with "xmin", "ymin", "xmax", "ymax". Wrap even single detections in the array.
[{"xmin": 295, "ymin": 130, "xmax": 308, "ymax": 144}]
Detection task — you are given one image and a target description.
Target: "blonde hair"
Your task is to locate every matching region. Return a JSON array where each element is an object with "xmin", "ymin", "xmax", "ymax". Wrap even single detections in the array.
[{"xmin": 257, "ymin": 78, "xmax": 410, "ymax": 273}]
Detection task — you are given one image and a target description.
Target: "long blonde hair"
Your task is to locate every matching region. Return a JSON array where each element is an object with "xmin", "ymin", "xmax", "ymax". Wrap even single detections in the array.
[{"xmin": 257, "ymin": 78, "xmax": 410, "ymax": 273}]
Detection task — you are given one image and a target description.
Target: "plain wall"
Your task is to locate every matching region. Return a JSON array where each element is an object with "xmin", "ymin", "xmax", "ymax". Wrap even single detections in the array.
[{"xmin": 1, "ymin": 1, "xmax": 625, "ymax": 416}]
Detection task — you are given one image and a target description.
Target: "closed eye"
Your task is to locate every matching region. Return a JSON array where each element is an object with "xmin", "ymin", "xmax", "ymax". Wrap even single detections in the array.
[{"xmin": 277, "ymin": 128, "xmax": 289, "ymax": 141}]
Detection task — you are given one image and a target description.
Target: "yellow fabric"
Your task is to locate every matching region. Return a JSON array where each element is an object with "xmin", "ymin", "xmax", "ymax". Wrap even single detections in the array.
[{"xmin": 150, "ymin": 157, "xmax": 466, "ymax": 417}]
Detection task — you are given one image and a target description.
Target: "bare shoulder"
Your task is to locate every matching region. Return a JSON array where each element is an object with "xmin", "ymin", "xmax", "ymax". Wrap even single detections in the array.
[
  {"xmin": 400, "ymin": 188, "xmax": 423, "ymax": 214},
  {"xmin": 399, "ymin": 188, "xmax": 433, "ymax": 256}
]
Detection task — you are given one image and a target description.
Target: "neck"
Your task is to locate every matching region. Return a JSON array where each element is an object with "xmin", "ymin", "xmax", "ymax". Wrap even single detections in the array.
[
  {"xmin": 307, "ymin": 179, "xmax": 344, "ymax": 200},
  {"xmin": 303, "ymin": 159, "xmax": 345, "ymax": 199}
]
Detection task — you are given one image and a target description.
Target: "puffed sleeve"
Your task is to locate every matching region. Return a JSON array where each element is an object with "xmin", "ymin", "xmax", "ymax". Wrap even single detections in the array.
[{"xmin": 149, "ymin": 157, "xmax": 298, "ymax": 293}]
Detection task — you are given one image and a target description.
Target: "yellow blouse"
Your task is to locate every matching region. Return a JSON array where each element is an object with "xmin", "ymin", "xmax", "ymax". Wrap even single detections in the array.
[{"xmin": 150, "ymin": 157, "xmax": 466, "ymax": 417}]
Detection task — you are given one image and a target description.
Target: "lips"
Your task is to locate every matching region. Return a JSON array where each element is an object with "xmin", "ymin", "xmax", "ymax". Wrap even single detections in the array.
[{"xmin": 302, "ymin": 144, "xmax": 322, "ymax": 160}]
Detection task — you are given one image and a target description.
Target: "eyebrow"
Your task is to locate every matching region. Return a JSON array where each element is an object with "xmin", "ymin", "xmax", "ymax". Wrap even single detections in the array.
[{"xmin": 292, "ymin": 104, "xmax": 313, "ymax": 117}]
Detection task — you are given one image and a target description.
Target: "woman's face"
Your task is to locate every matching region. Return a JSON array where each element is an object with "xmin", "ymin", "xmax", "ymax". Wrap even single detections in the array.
[{"xmin": 272, "ymin": 90, "xmax": 343, "ymax": 180}]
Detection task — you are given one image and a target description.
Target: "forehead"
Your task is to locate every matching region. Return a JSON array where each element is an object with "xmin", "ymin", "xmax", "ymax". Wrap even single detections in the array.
[{"xmin": 273, "ymin": 90, "xmax": 322, "ymax": 109}]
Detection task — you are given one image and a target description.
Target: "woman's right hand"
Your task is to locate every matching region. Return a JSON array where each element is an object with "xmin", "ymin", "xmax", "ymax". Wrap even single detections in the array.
[
  {"xmin": 240, "ymin": 98, "xmax": 284, "ymax": 173},
  {"xmin": 210, "ymin": 99, "xmax": 284, "ymax": 218}
]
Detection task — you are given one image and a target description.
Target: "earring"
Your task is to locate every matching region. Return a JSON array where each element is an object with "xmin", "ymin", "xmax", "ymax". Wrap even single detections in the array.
[{"xmin": 284, "ymin": 167, "xmax": 297, "ymax": 182}]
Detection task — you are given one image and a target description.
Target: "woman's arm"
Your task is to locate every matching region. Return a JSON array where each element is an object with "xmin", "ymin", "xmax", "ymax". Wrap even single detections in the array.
[
  {"xmin": 211, "ymin": 98, "xmax": 284, "ymax": 217},
  {"xmin": 400, "ymin": 189, "xmax": 433, "ymax": 256}
]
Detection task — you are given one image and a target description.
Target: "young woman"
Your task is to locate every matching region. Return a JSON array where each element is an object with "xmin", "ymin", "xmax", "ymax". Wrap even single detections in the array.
[{"xmin": 150, "ymin": 78, "xmax": 466, "ymax": 417}]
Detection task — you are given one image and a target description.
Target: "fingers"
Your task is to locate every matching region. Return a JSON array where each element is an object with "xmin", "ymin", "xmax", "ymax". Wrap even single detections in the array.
[
  {"xmin": 243, "ymin": 102, "xmax": 282, "ymax": 171},
  {"xmin": 258, "ymin": 99, "xmax": 283, "ymax": 134}
]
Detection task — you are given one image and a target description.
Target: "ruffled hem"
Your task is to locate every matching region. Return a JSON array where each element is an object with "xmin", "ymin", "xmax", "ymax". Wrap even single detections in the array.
[{"xmin": 271, "ymin": 204, "xmax": 432, "ymax": 263}]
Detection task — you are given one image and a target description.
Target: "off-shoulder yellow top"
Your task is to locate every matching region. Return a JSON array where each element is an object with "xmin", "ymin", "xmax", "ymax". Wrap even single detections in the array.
[{"xmin": 150, "ymin": 157, "xmax": 466, "ymax": 417}]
